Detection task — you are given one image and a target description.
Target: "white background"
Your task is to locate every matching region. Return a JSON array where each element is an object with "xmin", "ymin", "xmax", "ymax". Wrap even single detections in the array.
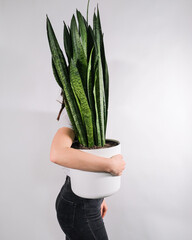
[{"xmin": 1, "ymin": 0, "xmax": 192, "ymax": 239}]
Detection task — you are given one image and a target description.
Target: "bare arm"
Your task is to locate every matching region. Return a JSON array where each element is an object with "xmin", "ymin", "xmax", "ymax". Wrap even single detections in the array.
[{"xmin": 50, "ymin": 127, "xmax": 111, "ymax": 173}]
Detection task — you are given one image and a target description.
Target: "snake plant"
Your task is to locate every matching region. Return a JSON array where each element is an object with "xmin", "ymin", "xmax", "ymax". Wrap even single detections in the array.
[{"xmin": 46, "ymin": 2, "xmax": 109, "ymax": 148}]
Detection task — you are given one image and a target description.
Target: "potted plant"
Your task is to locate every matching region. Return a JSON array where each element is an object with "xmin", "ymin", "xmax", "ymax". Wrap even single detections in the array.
[{"xmin": 46, "ymin": 1, "xmax": 122, "ymax": 199}]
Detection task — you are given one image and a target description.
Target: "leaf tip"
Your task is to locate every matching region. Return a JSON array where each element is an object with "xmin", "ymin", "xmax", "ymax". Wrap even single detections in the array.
[{"xmin": 46, "ymin": 14, "xmax": 49, "ymax": 21}]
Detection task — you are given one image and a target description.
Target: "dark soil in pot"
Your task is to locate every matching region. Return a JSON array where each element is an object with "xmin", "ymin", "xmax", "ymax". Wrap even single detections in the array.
[{"xmin": 71, "ymin": 139, "xmax": 119, "ymax": 150}]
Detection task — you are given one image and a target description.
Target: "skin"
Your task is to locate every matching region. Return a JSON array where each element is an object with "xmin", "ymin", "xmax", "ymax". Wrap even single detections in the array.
[
  {"xmin": 101, "ymin": 199, "xmax": 108, "ymax": 218},
  {"xmin": 50, "ymin": 127, "xmax": 126, "ymax": 218}
]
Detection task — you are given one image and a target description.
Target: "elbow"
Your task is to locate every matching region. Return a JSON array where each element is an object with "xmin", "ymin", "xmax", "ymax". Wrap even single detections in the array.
[
  {"xmin": 50, "ymin": 152, "xmax": 58, "ymax": 163},
  {"xmin": 50, "ymin": 147, "xmax": 60, "ymax": 164},
  {"xmin": 50, "ymin": 147, "xmax": 69, "ymax": 165}
]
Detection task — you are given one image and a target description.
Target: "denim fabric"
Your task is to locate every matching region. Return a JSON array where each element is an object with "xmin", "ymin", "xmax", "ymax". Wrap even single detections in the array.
[{"xmin": 55, "ymin": 175, "xmax": 109, "ymax": 240}]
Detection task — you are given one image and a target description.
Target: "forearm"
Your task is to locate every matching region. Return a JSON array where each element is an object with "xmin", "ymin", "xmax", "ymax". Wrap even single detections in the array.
[{"xmin": 51, "ymin": 147, "xmax": 111, "ymax": 173}]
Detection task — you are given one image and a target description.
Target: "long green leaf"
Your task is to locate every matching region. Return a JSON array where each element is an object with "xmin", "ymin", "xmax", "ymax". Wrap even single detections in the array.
[
  {"xmin": 87, "ymin": 47, "xmax": 94, "ymax": 106},
  {"xmin": 63, "ymin": 22, "xmax": 73, "ymax": 64},
  {"xmin": 46, "ymin": 15, "xmax": 87, "ymax": 146},
  {"xmin": 103, "ymin": 57, "xmax": 109, "ymax": 136},
  {"xmin": 71, "ymin": 79, "xmax": 84, "ymax": 126},
  {"xmin": 93, "ymin": 12, "xmax": 97, "ymax": 42},
  {"xmin": 52, "ymin": 58, "xmax": 82, "ymax": 143},
  {"xmin": 93, "ymin": 61, "xmax": 101, "ymax": 146},
  {"xmin": 70, "ymin": 15, "xmax": 87, "ymax": 92},
  {"xmin": 64, "ymin": 99, "xmax": 82, "ymax": 144},
  {"xmin": 97, "ymin": 6, "xmax": 109, "ymax": 135},
  {"xmin": 70, "ymin": 59, "xmax": 94, "ymax": 147},
  {"xmin": 76, "ymin": 10, "xmax": 87, "ymax": 58},
  {"xmin": 93, "ymin": 10, "xmax": 105, "ymax": 146},
  {"xmin": 87, "ymin": 25, "xmax": 96, "ymax": 60},
  {"xmin": 52, "ymin": 58, "xmax": 63, "ymax": 88},
  {"xmin": 98, "ymin": 57, "xmax": 105, "ymax": 146},
  {"xmin": 87, "ymin": 47, "xmax": 97, "ymax": 144}
]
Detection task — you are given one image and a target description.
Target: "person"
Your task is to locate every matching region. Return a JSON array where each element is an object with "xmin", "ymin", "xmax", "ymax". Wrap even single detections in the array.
[{"xmin": 50, "ymin": 103, "xmax": 126, "ymax": 240}]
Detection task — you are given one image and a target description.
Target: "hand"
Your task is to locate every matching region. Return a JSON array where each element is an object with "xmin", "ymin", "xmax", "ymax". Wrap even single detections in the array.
[
  {"xmin": 109, "ymin": 154, "xmax": 126, "ymax": 176},
  {"xmin": 101, "ymin": 199, "xmax": 108, "ymax": 218}
]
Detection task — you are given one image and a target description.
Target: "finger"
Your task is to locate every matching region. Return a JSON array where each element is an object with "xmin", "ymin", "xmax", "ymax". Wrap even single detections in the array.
[
  {"xmin": 102, "ymin": 209, "xmax": 107, "ymax": 218},
  {"xmin": 103, "ymin": 205, "xmax": 108, "ymax": 218},
  {"xmin": 101, "ymin": 207, "xmax": 103, "ymax": 217}
]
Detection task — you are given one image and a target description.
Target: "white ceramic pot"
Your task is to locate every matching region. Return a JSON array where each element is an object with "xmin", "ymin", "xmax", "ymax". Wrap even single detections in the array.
[{"xmin": 70, "ymin": 139, "xmax": 121, "ymax": 199}]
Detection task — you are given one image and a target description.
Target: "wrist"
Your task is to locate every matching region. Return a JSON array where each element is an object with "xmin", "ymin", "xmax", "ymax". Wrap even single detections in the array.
[{"xmin": 103, "ymin": 157, "xmax": 112, "ymax": 173}]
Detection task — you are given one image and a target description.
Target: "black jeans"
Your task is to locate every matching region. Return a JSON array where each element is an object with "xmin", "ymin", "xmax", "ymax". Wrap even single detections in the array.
[{"xmin": 55, "ymin": 175, "xmax": 109, "ymax": 240}]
